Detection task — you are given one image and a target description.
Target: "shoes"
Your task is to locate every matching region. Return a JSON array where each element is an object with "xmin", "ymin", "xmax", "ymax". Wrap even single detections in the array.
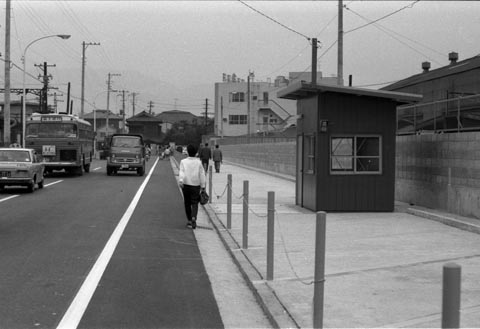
[
  {"xmin": 191, "ymin": 218, "xmax": 197, "ymax": 229},
  {"xmin": 186, "ymin": 221, "xmax": 193, "ymax": 228}
]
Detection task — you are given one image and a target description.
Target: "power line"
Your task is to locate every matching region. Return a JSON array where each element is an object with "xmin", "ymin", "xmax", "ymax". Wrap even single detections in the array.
[
  {"xmin": 237, "ymin": 0, "xmax": 311, "ymax": 41},
  {"xmin": 344, "ymin": 0, "xmax": 420, "ymax": 34}
]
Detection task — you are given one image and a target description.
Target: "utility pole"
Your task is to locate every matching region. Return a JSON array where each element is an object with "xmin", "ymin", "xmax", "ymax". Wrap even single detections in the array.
[
  {"xmin": 81, "ymin": 41, "xmax": 100, "ymax": 118},
  {"xmin": 121, "ymin": 90, "xmax": 127, "ymax": 133},
  {"xmin": 131, "ymin": 92, "xmax": 138, "ymax": 117},
  {"xmin": 106, "ymin": 73, "xmax": 121, "ymax": 137},
  {"xmin": 312, "ymin": 38, "xmax": 318, "ymax": 85},
  {"xmin": 35, "ymin": 62, "xmax": 55, "ymax": 113},
  {"xmin": 337, "ymin": 0, "xmax": 344, "ymax": 86},
  {"xmin": 247, "ymin": 71, "xmax": 254, "ymax": 135},
  {"xmin": 53, "ymin": 92, "xmax": 64, "ymax": 113},
  {"xmin": 148, "ymin": 101, "xmax": 154, "ymax": 114},
  {"xmin": 3, "ymin": 0, "xmax": 11, "ymax": 146},
  {"xmin": 204, "ymin": 98, "xmax": 208, "ymax": 131},
  {"xmin": 220, "ymin": 96, "xmax": 224, "ymax": 138},
  {"xmin": 66, "ymin": 82, "xmax": 71, "ymax": 114}
]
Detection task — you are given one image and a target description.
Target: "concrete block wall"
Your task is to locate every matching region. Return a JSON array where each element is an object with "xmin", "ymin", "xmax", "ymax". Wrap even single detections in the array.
[
  {"xmin": 220, "ymin": 141, "xmax": 296, "ymax": 177},
  {"xmin": 396, "ymin": 132, "xmax": 480, "ymax": 219},
  {"xmin": 218, "ymin": 134, "xmax": 480, "ymax": 219}
]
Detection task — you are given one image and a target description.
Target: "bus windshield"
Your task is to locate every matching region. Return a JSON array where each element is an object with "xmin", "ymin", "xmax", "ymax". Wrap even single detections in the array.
[{"xmin": 26, "ymin": 123, "xmax": 78, "ymax": 138}]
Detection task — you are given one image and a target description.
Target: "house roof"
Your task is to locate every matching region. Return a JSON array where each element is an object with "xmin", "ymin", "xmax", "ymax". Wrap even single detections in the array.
[
  {"xmin": 156, "ymin": 110, "xmax": 199, "ymax": 123},
  {"xmin": 277, "ymin": 81, "xmax": 422, "ymax": 104},
  {"xmin": 83, "ymin": 110, "xmax": 122, "ymax": 120},
  {"xmin": 127, "ymin": 110, "xmax": 163, "ymax": 122},
  {"xmin": 382, "ymin": 55, "xmax": 480, "ymax": 91}
]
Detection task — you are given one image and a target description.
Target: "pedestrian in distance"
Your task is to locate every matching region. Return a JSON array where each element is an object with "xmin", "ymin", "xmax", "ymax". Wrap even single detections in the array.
[
  {"xmin": 212, "ymin": 144, "xmax": 223, "ymax": 173},
  {"xmin": 178, "ymin": 144, "xmax": 206, "ymax": 229},
  {"xmin": 199, "ymin": 142, "xmax": 212, "ymax": 173}
]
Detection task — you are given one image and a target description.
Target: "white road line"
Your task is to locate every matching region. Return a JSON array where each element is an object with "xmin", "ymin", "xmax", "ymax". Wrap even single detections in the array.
[
  {"xmin": 56, "ymin": 157, "xmax": 159, "ymax": 329},
  {"xmin": 45, "ymin": 180, "xmax": 63, "ymax": 187},
  {"xmin": 0, "ymin": 195, "xmax": 19, "ymax": 203},
  {"xmin": 93, "ymin": 167, "xmax": 102, "ymax": 171},
  {"xmin": 0, "ymin": 180, "xmax": 63, "ymax": 203}
]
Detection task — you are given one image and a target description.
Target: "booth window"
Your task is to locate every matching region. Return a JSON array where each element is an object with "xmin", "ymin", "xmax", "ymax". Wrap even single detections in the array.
[
  {"xmin": 330, "ymin": 136, "xmax": 381, "ymax": 174},
  {"xmin": 305, "ymin": 135, "xmax": 315, "ymax": 174},
  {"xmin": 229, "ymin": 115, "xmax": 247, "ymax": 125}
]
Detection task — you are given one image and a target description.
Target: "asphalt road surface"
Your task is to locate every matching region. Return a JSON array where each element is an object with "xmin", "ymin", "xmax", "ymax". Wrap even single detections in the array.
[{"xmin": 0, "ymin": 157, "xmax": 270, "ymax": 329}]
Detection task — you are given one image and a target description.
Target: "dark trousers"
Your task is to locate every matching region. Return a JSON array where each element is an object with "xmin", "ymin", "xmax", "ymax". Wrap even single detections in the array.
[
  {"xmin": 201, "ymin": 160, "xmax": 209, "ymax": 173},
  {"xmin": 182, "ymin": 184, "xmax": 200, "ymax": 221},
  {"xmin": 214, "ymin": 161, "xmax": 221, "ymax": 172}
]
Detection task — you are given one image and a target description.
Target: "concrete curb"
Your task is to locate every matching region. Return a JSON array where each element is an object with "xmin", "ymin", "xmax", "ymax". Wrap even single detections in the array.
[
  {"xmin": 406, "ymin": 207, "xmax": 480, "ymax": 235},
  {"xmin": 203, "ymin": 203, "xmax": 300, "ymax": 329}
]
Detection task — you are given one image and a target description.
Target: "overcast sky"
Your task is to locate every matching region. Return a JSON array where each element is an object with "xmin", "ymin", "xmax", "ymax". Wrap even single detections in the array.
[{"xmin": 2, "ymin": 1, "xmax": 479, "ymax": 116}]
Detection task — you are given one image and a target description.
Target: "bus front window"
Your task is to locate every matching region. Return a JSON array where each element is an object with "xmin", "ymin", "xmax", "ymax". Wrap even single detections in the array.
[{"xmin": 26, "ymin": 123, "xmax": 77, "ymax": 138}]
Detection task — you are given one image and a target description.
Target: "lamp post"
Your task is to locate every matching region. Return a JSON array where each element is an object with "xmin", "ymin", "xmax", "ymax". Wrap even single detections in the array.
[{"xmin": 22, "ymin": 34, "xmax": 70, "ymax": 147}]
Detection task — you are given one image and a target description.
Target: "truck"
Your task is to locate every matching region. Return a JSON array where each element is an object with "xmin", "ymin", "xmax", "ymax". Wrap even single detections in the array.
[{"xmin": 106, "ymin": 134, "xmax": 146, "ymax": 176}]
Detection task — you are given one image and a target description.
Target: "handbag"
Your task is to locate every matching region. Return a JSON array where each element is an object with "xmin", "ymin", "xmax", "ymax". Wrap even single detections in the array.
[{"xmin": 200, "ymin": 189, "xmax": 209, "ymax": 205}]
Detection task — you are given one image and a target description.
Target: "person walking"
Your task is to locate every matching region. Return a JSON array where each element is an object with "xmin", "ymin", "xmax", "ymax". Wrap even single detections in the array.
[
  {"xmin": 199, "ymin": 142, "xmax": 212, "ymax": 173},
  {"xmin": 212, "ymin": 144, "xmax": 223, "ymax": 173},
  {"xmin": 178, "ymin": 144, "xmax": 206, "ymax": 229}
]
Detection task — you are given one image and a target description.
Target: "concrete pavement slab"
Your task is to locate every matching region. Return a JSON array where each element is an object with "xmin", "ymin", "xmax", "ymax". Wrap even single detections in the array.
[{"xmin": 204, "ymin": 162, "xmax": 480, "ymax": 328}]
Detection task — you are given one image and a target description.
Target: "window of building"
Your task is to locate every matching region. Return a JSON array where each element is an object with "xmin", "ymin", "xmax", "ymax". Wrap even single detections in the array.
[
  {"xmin": 229, "ymin": 115, "xmax": 247, "ymax": 125},
  {"xmin": 305, "ymin": 134, "xmax": 315, "ymax": 174},
  {"xmin": 330, "ymin": 136, "xmax": 381, "ymax": 174},
  {"xmin": 229, "ymin": 92, "xmax": 245, "ymax": 102},
  {"xmin": 263, "ymin": 92, "xmax": 269, "ymax": 105}
]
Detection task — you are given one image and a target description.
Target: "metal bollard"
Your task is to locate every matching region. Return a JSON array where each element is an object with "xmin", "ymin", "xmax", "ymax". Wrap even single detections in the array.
[
  {"xmin": 242, "ymin": 180, "xmax": 249, "ymax": 249},
  {"xmin": 227, "ymin": 174, "xmax": 232, "ymax": 229},
  {"xmin": 208, "ymin": 166, "xmax": 213, "ymax": 204},
  {"xmin": 313, "ymin": 211, "xmax": 327, "ymax": 329},
  {"xmin": 266, "ymin": 191, "xmax": 275, "ymax": 281},
  {"xmin": 442, "ymin": 262, "xmax": 461, "ymax": 329}
]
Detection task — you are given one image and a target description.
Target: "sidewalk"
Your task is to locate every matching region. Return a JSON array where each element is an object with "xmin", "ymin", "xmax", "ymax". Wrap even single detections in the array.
[{"xmin": 202, "ymin": 161, "xmax": 480, "ymax": 328}]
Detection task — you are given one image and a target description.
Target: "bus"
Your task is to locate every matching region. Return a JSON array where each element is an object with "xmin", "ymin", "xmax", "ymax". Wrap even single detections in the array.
[{"xmin": 25, "ymin": 113, "xmax": 94, "ymax": 175}]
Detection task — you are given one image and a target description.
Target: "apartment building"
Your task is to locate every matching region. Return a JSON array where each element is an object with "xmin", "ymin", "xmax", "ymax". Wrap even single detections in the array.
[{"xmin": 214, "ymin": 72, "xmax": 337, "ymax": 137}]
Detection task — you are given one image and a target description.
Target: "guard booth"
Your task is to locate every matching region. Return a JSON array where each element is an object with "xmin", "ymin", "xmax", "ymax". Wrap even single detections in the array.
[{"xmin": 278, "ymin": 81, "xmax": 422, "ymax": 212}]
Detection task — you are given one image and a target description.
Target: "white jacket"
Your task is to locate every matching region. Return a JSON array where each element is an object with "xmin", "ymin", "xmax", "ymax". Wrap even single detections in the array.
[{"xmin": 179, "ymin": 157, "xmax": 206, "ymax": 188}]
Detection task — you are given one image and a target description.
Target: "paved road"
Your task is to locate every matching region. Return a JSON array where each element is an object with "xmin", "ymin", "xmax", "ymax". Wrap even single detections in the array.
[{"xmin": 0, "ymin": 157, "xmax": 250, "ymax": 328}]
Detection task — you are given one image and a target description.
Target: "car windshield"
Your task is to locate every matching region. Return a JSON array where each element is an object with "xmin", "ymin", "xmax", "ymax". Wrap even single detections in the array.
[
  {"xmin": 111, "ymin": 137, "xmax": 142, "ymax": 148},
  {"xmin": 0, "ymin": 150, "xmax": 31, "ymax": 162}
]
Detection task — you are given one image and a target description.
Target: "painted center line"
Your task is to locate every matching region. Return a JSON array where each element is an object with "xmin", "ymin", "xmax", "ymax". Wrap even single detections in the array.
[
  {"xmin": 0, "ymin": 195, "xmax": 19, "ymax": 203},
  {"xmin": 56, "ymin": 158, "xmax": 158, "ymax": 329}
]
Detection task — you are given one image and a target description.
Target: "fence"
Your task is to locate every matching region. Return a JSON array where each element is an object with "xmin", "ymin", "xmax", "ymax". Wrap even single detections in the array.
[{"xmin": 397, "ymin": 93, "xmax": 480, "ymax": 134}]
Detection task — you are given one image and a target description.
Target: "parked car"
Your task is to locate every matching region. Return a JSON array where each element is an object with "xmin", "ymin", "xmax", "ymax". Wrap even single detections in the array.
[{"xmin": 0, "ymin": 148, "xmax": 45, "ymax": 192}]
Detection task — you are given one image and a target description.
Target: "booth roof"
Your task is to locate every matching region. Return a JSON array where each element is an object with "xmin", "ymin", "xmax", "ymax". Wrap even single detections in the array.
[{"xmin": 277, "ymin": 81, "xmax": 422, "ymax": 104}]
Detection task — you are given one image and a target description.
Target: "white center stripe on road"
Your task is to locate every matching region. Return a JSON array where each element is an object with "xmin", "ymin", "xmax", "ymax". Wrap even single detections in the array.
[
  {"xmin": 93, "ymin": 167, "xmax": 102, "ymax": 171},
  {"xmin": 0, "ymin": 195, "xmax": 19, "ymax": 203},
  {"xmin": 45, "ymin": 180, "xmax": 63, "ymax": 187},
  {"xmin": 56, "ymin": 158, "xmax": 159, "ymax": 329}
]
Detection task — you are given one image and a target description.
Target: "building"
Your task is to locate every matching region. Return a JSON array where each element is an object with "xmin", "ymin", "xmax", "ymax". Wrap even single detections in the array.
[
  {"xmin": 382, "ymin": 52, "xmax": 480, "ymax": 133},
  {"xmin": 83, "ymin": 110, "xmax": 123, "ymax": 144},
  {"xmin": 278, "ymin": 81, "xmax": 421, "ymax": 212},
  {"xmin": 0, "ymin": 100, "xmax": 44, "ymax": 145},
  {"xmin": 127, "ymin": 111, "xmax": 163, "ymax": 144},
  {"xmin": 156, "ymin": 110, "xmax": 200, "ymax": 132},
  {"xmin": 214, "ymin": 72, "xmax": 337, "ymax": 137}
]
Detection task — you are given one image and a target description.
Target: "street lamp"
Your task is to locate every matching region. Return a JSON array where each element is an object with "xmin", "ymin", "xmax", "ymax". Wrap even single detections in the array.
[{"xmin": 22, "ymin": 34, "xmax": 70, "ymax": 147}]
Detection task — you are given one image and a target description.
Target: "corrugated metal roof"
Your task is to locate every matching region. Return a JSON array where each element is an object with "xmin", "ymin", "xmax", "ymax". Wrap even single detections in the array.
[
  {"xmin": 382, "ymin": 55, "xmax": 480, "ymax": 90},
  {"xmin": 278, "ymin": 81, "xmax": 422, "ymax": 104}
]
